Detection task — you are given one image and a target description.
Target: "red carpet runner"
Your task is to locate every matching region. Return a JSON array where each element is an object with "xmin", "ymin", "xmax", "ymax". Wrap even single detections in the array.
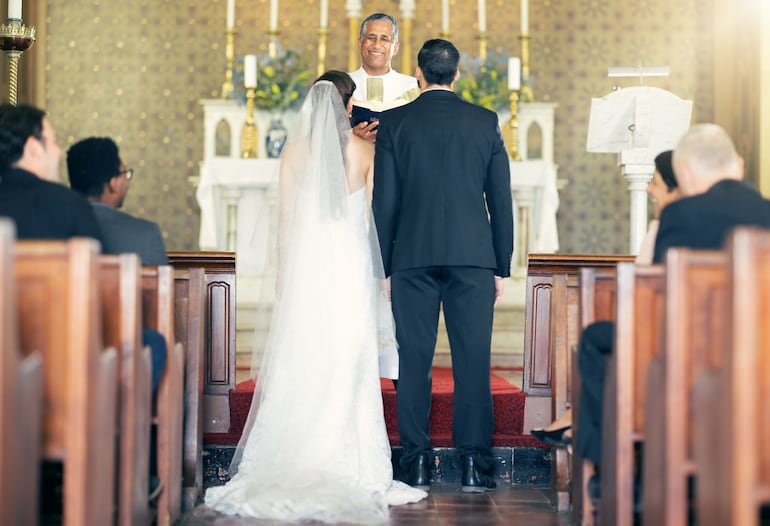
[{"xmin": 204, "ymin": 367, "xmax": 543, "ymax": 448}]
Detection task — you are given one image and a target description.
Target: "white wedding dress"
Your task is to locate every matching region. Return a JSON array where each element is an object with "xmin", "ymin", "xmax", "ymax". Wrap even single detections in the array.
[{"xmin": 204, "ymin": 81, "xmax": 426, "ymax": 524}]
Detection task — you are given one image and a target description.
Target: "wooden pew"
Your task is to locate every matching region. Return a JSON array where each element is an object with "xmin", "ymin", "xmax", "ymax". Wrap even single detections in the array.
[
  {"xmin": 167, "ymin": 251, "xmax": 236, "ymax": 435},
  {"xmin": 98, "ymin": 254, "xmax": 153, "ymax": 526},
  {"xmin": 141, "ymin": 266, "xmax": 184, "ymax": 526},
  {"xmin": 570, "ymin": 267, "xmax": 620, "ymax": 525},
  {"xmin": 642, "ymin": 249, "xmax": 726, "ymax": 526},
  {"xmin": 172, "ymin": 267, "xmax": 206, "ymax": 510},
  {"xmin": 523, "ymin": 254, "xmax": 634, "ymax": 512},
  {"xmin": 599, "ymin": 263, "xmax": 665, "ymax": 526},
  {"xmin": 0, "ymin": 220, "xmax": 43, "ymax": 526},
  {"xmin": 693, "ymin": 227, "xmax": 770, "ymax": 525},
  {"xmin": 15, "ymin": 239, "xmax": 118, "ymax": 525}
]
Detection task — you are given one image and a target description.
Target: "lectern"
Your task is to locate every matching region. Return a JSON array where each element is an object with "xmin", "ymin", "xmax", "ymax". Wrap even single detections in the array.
[{"xmin": 587, "ymin": 86, "xmax": 692, "ymax": 253}]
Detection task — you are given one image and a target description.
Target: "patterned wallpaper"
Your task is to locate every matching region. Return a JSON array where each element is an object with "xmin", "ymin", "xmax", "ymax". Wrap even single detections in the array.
[{"xmin": 34, "ymin": 0, "xmax": 713, "ymax": 253}]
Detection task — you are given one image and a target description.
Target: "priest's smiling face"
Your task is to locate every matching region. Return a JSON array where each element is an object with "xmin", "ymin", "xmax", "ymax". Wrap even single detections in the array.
[{"xmin": 358, "ymin": 20, "xmax": 399, "ymax": 76}]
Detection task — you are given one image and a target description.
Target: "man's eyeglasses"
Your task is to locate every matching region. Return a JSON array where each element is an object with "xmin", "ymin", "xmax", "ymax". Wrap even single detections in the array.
[{"xmin": 119, "ymin": 168, "xmax": 134, "ymax": 181}]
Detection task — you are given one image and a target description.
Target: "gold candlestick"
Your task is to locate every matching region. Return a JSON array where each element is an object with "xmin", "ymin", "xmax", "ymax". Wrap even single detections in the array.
[
  {"xmin": 400, "ymin": 17, "xmax": 413, "ymax": 75},
  {"xmin": 221, "ymin": 28, "xmax": 235, "ymax": 98},
  {"xmin": 268, "ymin": 29, "xmax": 280, "ymax": 60},
  {"xmin": 439, "ymin": 31, "xmax": 450, "ymax": 40},
  {"xmin": 317, "ymin": 27, "xmax": 328, "ymax": 78},
  {"xmin": 241, "ymin": 87, "xmax": 258, "ymax": 158},
  {"xmin": 478, "ymin": 32, "xmax": 488, "ymax": 63},
  {"xmin": 519, "ymin": 33, "xmax": 534, "ymax": 102},
  {"xmin": 508, "ymin": 89, "xmax": 522, "ymax": 161},
  {"xmin": 0, "ymin": 19, "xmax": 36, "ymax": 106},
  {"xmin": 347, "ymin": 16, "xmax": 360, "ymax": 72}
]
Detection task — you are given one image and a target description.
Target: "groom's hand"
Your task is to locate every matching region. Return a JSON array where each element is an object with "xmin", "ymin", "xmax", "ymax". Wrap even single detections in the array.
[{"xmin": 493, "ymin": 276, "xmax": 504, "ymax": 306}]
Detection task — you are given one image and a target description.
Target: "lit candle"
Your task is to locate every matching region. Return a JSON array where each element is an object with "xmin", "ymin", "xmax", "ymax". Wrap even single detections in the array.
[
  {"xmin": 8, "ymin": 0, "xmax": 22, "ymax": 19},
  {"xmin": 320, "ymin": 0, "xmax": 328, "ymax": 29},
  {"xmin": 244, "ymin": 54, "xmax": 258, "ymax": 88},
  {"xmin": 441, "ymin": 0, "xmax": 449, "ymax": 34},
  {"xmin": 508, "ymin": 57, "xmax": 521, "ymax": 90},
  {"xmin": 521, "ymin": 0, "xmax": 528, "ymax": 34},
  {"xmin": 477, "ymin": 0, "xmax": 486, "ymax": 33},
  {"xmin": 269, "ymin": 0, "xmax": 278, "ymax": 31},
  {"xmin": 226, "ymin": 0, "xmax": 235, "ymax": 29}
]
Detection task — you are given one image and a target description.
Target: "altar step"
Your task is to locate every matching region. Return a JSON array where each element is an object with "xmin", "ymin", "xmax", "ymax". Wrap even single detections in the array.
[{"xmin": 234, "ymin": 301, "xmax": 526, "ymax": 372}]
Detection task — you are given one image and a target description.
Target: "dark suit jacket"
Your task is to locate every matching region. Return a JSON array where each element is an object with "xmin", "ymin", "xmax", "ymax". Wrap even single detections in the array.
[
  {"xmin": 373, "ymin": 89, "xmax": 514, "ymax": 277},
  {"xmin": 653, "ymin": 179, "xmax": 770, "ymax": 263},
  {"xmin": 0, "ymin": 167, "xmax": 103, "ymax": 242},
  {"xmin": 91, "ymin": 203, "xmax": 168, "ymax": 266}
]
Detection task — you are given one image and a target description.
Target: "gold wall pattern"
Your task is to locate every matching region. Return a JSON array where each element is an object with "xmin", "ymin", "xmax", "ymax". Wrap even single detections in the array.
[{"xmin": 31, "ymin": 0, "xmax": 713, "ymax": 253}]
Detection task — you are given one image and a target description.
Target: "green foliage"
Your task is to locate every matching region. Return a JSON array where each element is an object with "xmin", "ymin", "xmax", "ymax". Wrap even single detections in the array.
[
  {"xmin": 455, "ymin": 53, "xmax": 511, "ymax": 112},
  {"xmin": 232, "ymin": 49, "xmax": 311, "ymax": 111}
]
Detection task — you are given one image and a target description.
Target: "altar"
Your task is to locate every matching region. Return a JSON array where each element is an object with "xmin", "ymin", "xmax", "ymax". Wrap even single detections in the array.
[{"xmin": 193, "ymin": 99, "xmax": 561, "ymax": 307}]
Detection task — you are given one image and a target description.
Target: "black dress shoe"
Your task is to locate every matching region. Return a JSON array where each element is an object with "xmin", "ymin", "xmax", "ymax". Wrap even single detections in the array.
[
  {"xmin": 530, "ymin": 426, "xmax": 571, "ymax": 448},
  {"xmin": 405, "ymin": 451, "xmax": 431, "ymax": 491},
  {"xmin": 461, "ymin": 455, "xmax": 497, "ymax": 493}
]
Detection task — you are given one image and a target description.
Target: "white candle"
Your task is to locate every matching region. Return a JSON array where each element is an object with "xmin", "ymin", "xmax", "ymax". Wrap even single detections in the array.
[
  {"xmin": 477, "ymin": 0, "xmax": 486, "ymax": 33},
  {"xmin": 269, "ymin": 0, "xmax": 278, "ymax": 31},
  {"xmin": 441, "ymin": 0, "xmax": 449, "ymax": 33},
  {"xmin": 320, "ymin": 0, "xmax": 328, "ymax": 28},
  {"xmin": 400, "ymin": 0, "xmax": 415, "ymax": 17},
  {"xmin": 521, "ymin": 0, "xmax": 528, "ymax": 34},
  {"xmin": 226, "ymin": 0, "xmax": 235, "ymax": 29},
  {"xmin": 8, "ymin": 0, "xmax": 21, "ymax": 19},
  {"xmin": 345, "ymin": 0, "xmax": 361, "ymax": 18},
  {"xmin": 508, "ymin": 57, "xmax": 521, "ymax": 90},
  {"xmin": 244, "ymin": 54, "xmax": 258, "ymax": 88}
]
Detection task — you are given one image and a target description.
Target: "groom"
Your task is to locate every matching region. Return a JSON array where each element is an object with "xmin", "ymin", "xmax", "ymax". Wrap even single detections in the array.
[{"xmin": 373, "ymin": 39, "xmax": 513, "ymax": 492}]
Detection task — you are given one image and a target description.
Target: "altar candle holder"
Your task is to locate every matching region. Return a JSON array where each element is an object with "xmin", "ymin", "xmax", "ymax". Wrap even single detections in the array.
[
  {"xmin": 508, "ymin": 89, "xmax": 522, "ymax": 161},
  {"xmin": 519, "ymin": 34, "xmax": 535, "ymax": 103},
  {"xmin": 268, "ymin": 28, "xmax": 280, "ymax": 59},
  {"xmin": 241, "ymin": 87, "xmax": 258, "ymax": 158},
  {"xmin": 478, "ymin": 32, "xmax": 488, "ymax": 63},
  {"xmin": 316, "ymin": 27, "xmax": 328, "ymax": 78},
  {"xmin": 0, "ymin": 18, "xmax": 36, "ymax": 106},
  {"xmin": 221, "ymin": 28, "xmax": 236, "ymax": 98}
]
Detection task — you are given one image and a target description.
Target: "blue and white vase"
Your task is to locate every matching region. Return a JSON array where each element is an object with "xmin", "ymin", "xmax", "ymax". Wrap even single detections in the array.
[{"xmin": 265, "ymin": 115, "xmax": 288, "ymax": 158}]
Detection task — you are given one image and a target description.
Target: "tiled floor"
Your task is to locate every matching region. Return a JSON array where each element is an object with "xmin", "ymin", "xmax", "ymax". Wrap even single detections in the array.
[{"xmin": 180, "ymin": 483, "xmax": 573, "ymax": 525}]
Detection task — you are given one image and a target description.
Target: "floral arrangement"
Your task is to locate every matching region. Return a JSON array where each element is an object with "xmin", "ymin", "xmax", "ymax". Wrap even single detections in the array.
[
  {"xmin": 232, "ymin": 49, "xmax": 311, "ymax": 112},
  {"xmin": 455, "ymin": 53, "xmax": 511, "ymax": 113}
]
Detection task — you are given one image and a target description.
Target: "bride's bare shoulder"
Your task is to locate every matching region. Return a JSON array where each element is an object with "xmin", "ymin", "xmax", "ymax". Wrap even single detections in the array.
[{"xmin": 347, "ymin": 133, "xmax": 374, "ymax": 159}]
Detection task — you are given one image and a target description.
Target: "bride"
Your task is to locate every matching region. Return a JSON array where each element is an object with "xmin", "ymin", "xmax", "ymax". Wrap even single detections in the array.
[{"xmin": 204, "ymin": 71, "xmax": 427, "ymax": 523}]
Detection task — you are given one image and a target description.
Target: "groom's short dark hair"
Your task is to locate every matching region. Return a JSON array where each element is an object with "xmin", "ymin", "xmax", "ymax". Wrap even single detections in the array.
[{"xmin": 418, "ymin": 39, "xmax": 459, "ymax": 87}]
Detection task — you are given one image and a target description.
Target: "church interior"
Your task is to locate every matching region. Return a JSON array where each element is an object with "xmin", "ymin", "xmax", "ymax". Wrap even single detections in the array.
[{"xmin": 3, "ymin": 0, "xmax": 770, "ymax": 524}]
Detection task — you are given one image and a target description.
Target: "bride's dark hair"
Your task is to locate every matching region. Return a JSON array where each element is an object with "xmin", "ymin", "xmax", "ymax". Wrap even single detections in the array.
[{"xmin": 314, "ymin": 70, "xmax": 356, "ymax": 108}]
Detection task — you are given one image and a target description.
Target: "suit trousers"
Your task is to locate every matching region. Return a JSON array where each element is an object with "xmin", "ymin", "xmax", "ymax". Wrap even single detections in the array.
[
  {"xmin": 391, "ymin": 266, "xmax": 496, "ymax": 471},
  {"xmin": 575, "ymin": 320, "xmax": 615, "ymax": 465}
]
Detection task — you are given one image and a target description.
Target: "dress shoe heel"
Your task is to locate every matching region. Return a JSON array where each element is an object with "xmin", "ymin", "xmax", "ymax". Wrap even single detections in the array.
[
  {"xmin": 530, "ymin": 426, "xmax": 572, "ymax": 448},
  {"xmin": 461, "ymin": 455, "xmax": 497, "ymax": 493},
  {"xmin": 406, "ymin": 452, "xmax": 431, "ymax": 491}
]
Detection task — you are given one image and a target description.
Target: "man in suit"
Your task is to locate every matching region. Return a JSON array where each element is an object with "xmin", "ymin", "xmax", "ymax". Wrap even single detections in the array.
[
  {"xmin": 576, "ymin": 123, "xmax": 770, "ymax": 499},
  {"xmin": 349, "ymin": 12, "xmax": 418, "ymax": 142},
  {"xmin": 373, "ymin": 38, "xmax": 514, "ymax": 493},
  {"xmin": 0, "ymin": 103, "xmax": 103, "ymax": 242},
  {"xmin": 67, "ymin": 137, "xmax": 168, "ymax": 266}
]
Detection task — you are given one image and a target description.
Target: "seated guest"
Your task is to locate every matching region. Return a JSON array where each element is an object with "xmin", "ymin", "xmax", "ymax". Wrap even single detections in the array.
[
  {"xmin": 575, "ymin": 124, "xmax": 770, "ymax": 503},
  {"xmin": 532, "ymin": 149, "xmax": 681, "ymax": 447},
  {"xmin": 66, "ymin": 136, "xmax": 168, "ymax": 396},
  {"xmin": 66, "ymin": 137, "xmax": 167, "ymax": 266},
  {"xmin": 0, "ymin": 103, "xmax": 103, "ymax": 241}
]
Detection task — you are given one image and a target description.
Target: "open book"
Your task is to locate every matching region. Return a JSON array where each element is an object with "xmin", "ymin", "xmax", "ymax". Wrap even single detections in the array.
[{"xmin": 350, "ymin": 87, "xmax": 421, "ymax": 128}]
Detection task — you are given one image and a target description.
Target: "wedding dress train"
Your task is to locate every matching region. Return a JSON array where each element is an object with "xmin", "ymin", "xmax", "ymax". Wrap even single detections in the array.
[{"xmin": 204, "ymin": 187, "xmax": 426, "ymax": 523}]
